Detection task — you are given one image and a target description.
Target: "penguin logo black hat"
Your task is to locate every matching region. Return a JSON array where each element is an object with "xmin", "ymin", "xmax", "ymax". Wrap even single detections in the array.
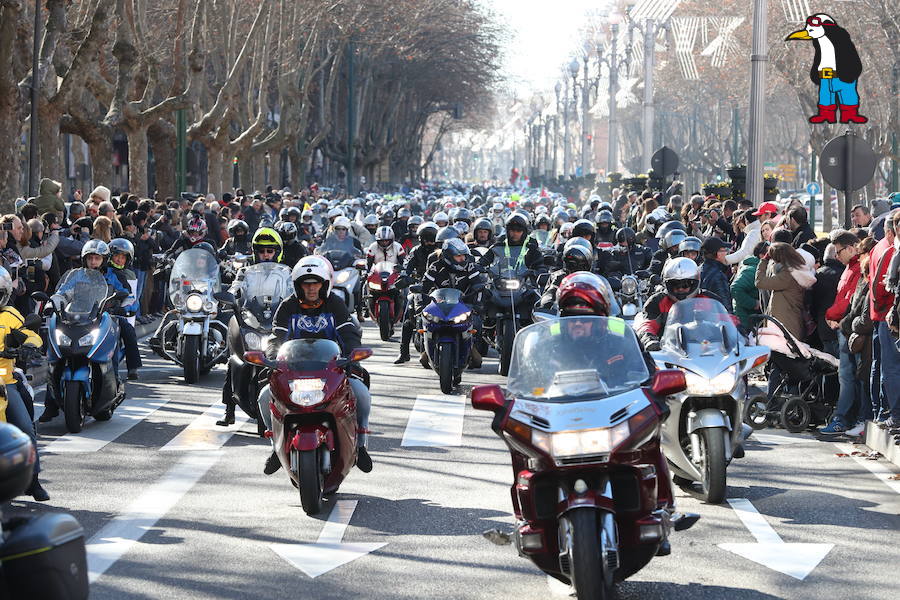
[{"xmin": 786, "ymin": 13, "xmax": 868, "ymax": 125}]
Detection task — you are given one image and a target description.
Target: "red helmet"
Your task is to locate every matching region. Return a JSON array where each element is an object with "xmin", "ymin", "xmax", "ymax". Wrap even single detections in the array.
[
  {"xmin": 557, "ymin": 272, "xmax": 616, "ymax": 317},
  {"xmin": 186, "ymin": 215, "xmax": 208, "ymax": 243}
]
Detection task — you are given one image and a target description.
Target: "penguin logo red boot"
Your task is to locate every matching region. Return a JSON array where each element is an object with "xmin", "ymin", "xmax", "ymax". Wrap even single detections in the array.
[{"xmin": 786, "ymin": 14, "xmax": 868, "ymax": 124}]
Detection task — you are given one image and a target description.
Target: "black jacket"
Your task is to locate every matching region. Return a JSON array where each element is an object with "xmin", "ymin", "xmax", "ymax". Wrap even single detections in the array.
[
  {"xmin": 400, "ymin": 243, "xmax": 437, "ymax": 280},
  {"xmin": 791, "ymin": 224, "xmax": 816, "ymax": 248},
  {"xmin": 478, "ymin": 235, "xmax": 542, "ymax": 270},
  {"xmin": 698, "ymin": 259, "xmax": 734, "ymax": 313},
  {"xmin": 810, "ymin": 258, "xmax": 844, "ymax": 343},
  {"xmin": 422, "ymin": 257, "xmax": 484, "ymax": 298},
  {"xmin": 596, "ymin": 245, "xmax": 652, "ymax": 279}
]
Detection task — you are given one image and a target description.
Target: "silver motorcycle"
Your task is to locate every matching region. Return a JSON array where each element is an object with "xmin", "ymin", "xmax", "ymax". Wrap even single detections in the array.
[{"xmin": 650, "ymin": 298, "xmax": 769, "ymax": 503}]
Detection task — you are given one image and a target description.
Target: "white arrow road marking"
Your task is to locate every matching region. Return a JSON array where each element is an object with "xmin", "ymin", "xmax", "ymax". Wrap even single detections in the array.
[
  {"xmin": 718, "ymin": 498, "xmax": 834, "ymax": 581},
  {"xmin": 85, "ymin": 451, "xmax": 223, "ymax": 583},
  {"xmin": 160, "ymin": 399, "xmax": 250, "ymax": 452},
  {"xmin": 401, "ymin": 394, "xmax": 466, "ymax": 447},
  {"xmin": 270, "ymin": 500, "xmax": 387, "ymax": 578},
  {"xmin": 42, "ymin": 397, "xmax": 172, "ymax": 454}
]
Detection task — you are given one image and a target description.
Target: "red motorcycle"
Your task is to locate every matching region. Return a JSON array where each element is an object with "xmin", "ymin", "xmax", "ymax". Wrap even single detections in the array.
[
  {"xmin": 470, "ymin": 317, "xmax": 698, "ymax": 600},
  {"xmin": 366, "ymin": 261, "xmax": 405, "ymax": 341},
  {"xmin": 245, "ymin": 339, "xmax": 372, "ymax": 515}
]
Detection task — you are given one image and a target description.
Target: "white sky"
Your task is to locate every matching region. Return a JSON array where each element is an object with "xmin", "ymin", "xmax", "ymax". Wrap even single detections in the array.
[{"xmin": 484, "ymin": 0, "xmax": 611, "ymax": 95}]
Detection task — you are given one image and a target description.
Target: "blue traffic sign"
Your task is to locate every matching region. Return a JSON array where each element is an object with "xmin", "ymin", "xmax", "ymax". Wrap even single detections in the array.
[{"xmin": 806, "ymin": 181, "xmax": 821, "ymax": 195}]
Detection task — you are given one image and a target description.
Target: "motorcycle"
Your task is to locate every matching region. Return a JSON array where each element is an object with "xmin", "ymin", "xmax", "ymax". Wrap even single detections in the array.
[
  {"xmin": 216, "ymin": 262, "xmax": 293, "ymax": 433},
  {"xmin": 471, "ymin": 317, "xmax": 698, "ymax": 599},
  {"xmin": 39, "ymin": 269, "xmax": 127, "ymax": 433},
  {"xmin": 650, "ymin": 298, "xmax": 768, "ymax": 504},
  {"xmin": 318, "ymin": 249, "xmax": 366, "ymax": 321},
  {"xmin": 616, "ymin": 270, "xmax": 655, "ymax": 320},
  {"xmin": 484, "ymin": 263, "xmax": 537, "ymax": 376},
  {"xmin": 244, "ymin": 340, "xmax": 372, "ymax": 515},
  {"xmin": 365, "ymin": 261, "xmax": 405, "ymax": 341},
  {"xmin": 159, "ymin": 248, "xmax": 229, "ymax": 383},
  {"xmin": 220, "ymin": 252, "xmax": 251, "ymax": 284},
  {"xmin": 414, "ymin": 287, "xmax": 477, "ymax": 394}
]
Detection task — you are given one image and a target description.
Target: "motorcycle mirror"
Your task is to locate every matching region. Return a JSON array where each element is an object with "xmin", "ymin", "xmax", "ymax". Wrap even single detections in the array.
[
  {"xmin": 244, "ymin": 351, "xmax": 269, "ymax": 366},
  {"xmin": 348, "ymin": 347, "xmax": 373, "ymax": 362},
  {"xmin": 650, "ymin": 369, "xmax": 687, "ymax": 397},
  {"xmin": 408, "ymin": 284, "xmax": 423, "ymax": 294},
  {"xmin": 471, "ymin": 384, "xmax": 506, "ymax": 413},
  {"xmin": 214, "ymin": 291, "xmax": 237, "ymax": 306},
  {"xmin": 649, "ymin": 274, "xmax": 662, "ymax": 287},
  {"xmin": 31, "ymin": 291, "xmax": 50, "ymax": 303}
]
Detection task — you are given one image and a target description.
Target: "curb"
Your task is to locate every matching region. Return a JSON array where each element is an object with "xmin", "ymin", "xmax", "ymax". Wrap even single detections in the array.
[
  {"xmin": 863, "ymin": 421, "xmax": 900, "ymax": 469},
  {"xmin": 28, "ymin": 318, "xmax": 160, "ymax": 390}
]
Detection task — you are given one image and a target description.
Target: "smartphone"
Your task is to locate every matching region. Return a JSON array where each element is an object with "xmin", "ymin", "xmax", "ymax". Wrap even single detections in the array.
[{"xmin": 0, "ymin": 222, "xmax": 13, "ymax": 231}]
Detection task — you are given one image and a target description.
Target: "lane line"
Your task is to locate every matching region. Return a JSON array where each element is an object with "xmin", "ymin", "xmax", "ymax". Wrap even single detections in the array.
[
  {"xmin": 835, "ymin": 442, "xmax": 900, "ymax": 496},
  {"xmin": 85, "ymin": 451, "xmax": 223, "ymax": 583},
  {"xmin": 160, "ymin": 399, "xmax": 250, "ymax": 452},
  {"xmin": 401, "ymin": 394, "xmax": 466, "ymax": 447}
]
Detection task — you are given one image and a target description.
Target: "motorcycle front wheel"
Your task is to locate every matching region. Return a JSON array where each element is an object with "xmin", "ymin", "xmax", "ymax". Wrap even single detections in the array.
[
  {"xmin": 378, "ymin": 300, "xmax": 392, "ymax": 341},
  {"xmin": 567, "ymin": 508, "xmax": 616, "ymax": 600},
  {"xmin": 183, "ymin": 334, "xmax": 201, "ymax": 384},
  {"xmin": 698, "ymin": 429, "xmax": 727, "ymax": 504},
  {"xmin": 498, "ymin": 320, "xmax": 514, "ymax": 377},
  {"xmin": 63, "ymin": 380, "xmax": 85, "ymax": 434},
  {"xmin": 297, "ymin": 447, "xmax": 325, "ymax": 515},
  {"xmin": 438, "ymin": 342, "xmax": 455, "ymax": 394}
]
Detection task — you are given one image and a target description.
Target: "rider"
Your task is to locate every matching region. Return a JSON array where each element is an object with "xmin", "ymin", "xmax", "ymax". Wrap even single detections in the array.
[
  {"xmin": 259, "ymin": 255, "xmax": 373, "ymax": 473},
  {"xmin": 0, "ymin": 266, "xmax": 47, "ymax": 500},
  {"xmin": 274, "ymin": 221, "xmax": 306, "ymax": 268},
  {"xmin": 366, "ymin": 226, "xmax": 405, "ymax": 270},
  {"xmin": 478, "ymin": 212, "xmax": 542, "ymax": 271},
  {"xmin": 678, "ymin": 236, "xmax": 702, "ymax": 263},
  {"xmin": 164, "ymin": 213, "xmax": 212, "ymax": 259},
  {"xmin": 649, "ymin": 229, "xmax": 688, "ymax": 277},
  {"xmin": 324, "ymin": 216, "xmax": 363, "ymax": 254},
  {"xmin": 394, "ymin": 222, "xmax": 439, "ymax": 363},
  {"xmin": 107, "ymin": 238, "xmax": 143, "ymax": 380},
  {"xmin": 538, "ymin": 238, "xmax": 596, "ymax": 311},
  {"xmin": 594, "ymin": 210, "xmax": 617, "ymax": 247},
  {"xmin": 467, "ymin": 217, "xmax": 495, "ymax": 249},
  {"xmin": 220, "ymin": 219, "xmax": 251, "ymax": 256},
  {"xmin": 596, "ymin": 226, "xmax": 652, "ymax": 285}
]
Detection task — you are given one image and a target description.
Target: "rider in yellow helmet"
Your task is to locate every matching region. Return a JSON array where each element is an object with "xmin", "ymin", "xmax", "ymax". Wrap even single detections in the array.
[{"xmin": 251, "ymin": 227, "xmax": 283, "ymax": 264}]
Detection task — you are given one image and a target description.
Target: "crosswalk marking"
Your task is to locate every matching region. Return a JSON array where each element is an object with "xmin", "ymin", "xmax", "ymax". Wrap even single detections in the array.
[
  {"xmin": 401, "ymin": 394, "xmax": 466, "ymax": 447},
  {"xmin": 42, "ymin": 397, "xmax": 172, "ymax": 454},
  {"xmin": 160, "ymin": 400, "xmax": 250, "ymax": 452}
]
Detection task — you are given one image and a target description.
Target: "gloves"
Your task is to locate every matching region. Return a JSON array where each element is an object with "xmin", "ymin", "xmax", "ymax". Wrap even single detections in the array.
[
  {"xmin": 642, "ymin": 335, "xmax": 661, "ymax": 352},
  {"xmin": 18, "ymin": 345, "xmax": 42, "ymax": 363}
]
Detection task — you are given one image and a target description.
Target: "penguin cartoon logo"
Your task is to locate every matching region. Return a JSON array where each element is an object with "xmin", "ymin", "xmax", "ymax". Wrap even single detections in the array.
[{"xmin": 786, "ymin": 14, "xmax": 867, "ymax": 125}]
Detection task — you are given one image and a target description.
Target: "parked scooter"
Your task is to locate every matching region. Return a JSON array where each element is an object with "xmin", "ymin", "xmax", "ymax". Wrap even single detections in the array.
[
  {"xmin": 471, "ymin": 317, "xmax": 698, "ymax": 599},
  {"xmin": 244, "ymin": 339, "xmax": 372, "ymax": 515},
  {"xmin": 159, "ymin": 248, "xmax": 228, "ymax": 383},
  {"xmin": 216, "ymin": 262, "xmax": 293, "ymax": 432},
  {"xmin": 39, "ymin": 268, "xmax": 127, "ymax": 433},
  {"xmin": 650, "ymin": 298, "xmax": 768, "ymax": 504},
  {"xmin": 414, "ymin": 287, "xmax": 477, "ymax": 394},
  {"xmin": 366, "ymin": 261, "xmax": 405, "ymax": 341}
]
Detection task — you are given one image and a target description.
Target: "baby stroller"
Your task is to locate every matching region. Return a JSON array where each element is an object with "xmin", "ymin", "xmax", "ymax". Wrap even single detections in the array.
[{"xmin": 743, "ymin": 315, "xmax": 839, "ymax": 433}]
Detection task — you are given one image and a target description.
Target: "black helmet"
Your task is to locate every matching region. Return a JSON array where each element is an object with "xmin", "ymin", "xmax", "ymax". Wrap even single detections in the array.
[
  {"xmin": 193, "ymin": 241, "xmax": 217, "ymax": 257},
  {"xmin": 435, "ymin": 226, "xmax": 458, "ymax": 244},
  {"xmin": 504, "ymin": 212, "xmax": 529, "ymax": 232},
  {"xmin": 109, "ymin": 238, "xmax": 135, "ymax": 270},
  {"xmin": 473, "ymin": 217, "xmax": 493, "ymax": 234},
  {"xmin": 418, "ymin": 221, "xmax": 439, "ymax": 245},
  {"xmin": 534, "ymin": 214, "xmax": 552, "ymax": 230},
  {"xmin": 227, "ymin": 219, "xmax": 249, "ymax": 237},
  {"xmin": 615, "ymin": 227, "xmax": 636, "ymax": 246},
  {"xmin": 454, "ymin": 207, "xmax": 472, "ymax": 225},
  {"xmin": 571, "ymin": 218, "xmax": 596, "ymax": 239},
  {"xmin": 441, "ymin": 238, "xmax": 471, "ymax": 272},
  {"xmin": 407, "ymin": 215, "xmax": 423, "ymax": 234},
  {"xmin": 562, "ymin": 237, "xmax": 594, "ymax": 273},
  {"xmin": 594, "ymin": 210, "xmax": 614, "ymax": 225},
  {"xmin": 0, "ymin": 423, "xmax": 35, "ymax": 503}
]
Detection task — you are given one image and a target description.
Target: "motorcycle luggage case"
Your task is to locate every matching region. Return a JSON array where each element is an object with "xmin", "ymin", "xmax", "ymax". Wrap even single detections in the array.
[{"xmin": 0, "ymin": 512, "xmax": 89, "ymax": 599}]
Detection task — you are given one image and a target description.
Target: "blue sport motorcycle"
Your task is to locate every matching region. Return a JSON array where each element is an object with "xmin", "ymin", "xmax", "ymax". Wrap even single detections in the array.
[
  {"xmin": 41, "ymin": 268, "xmax": 127, "ymax": 433},
  {"xmin": 414, "ymin": 287, "xmax": 477, "ymax": 394}
]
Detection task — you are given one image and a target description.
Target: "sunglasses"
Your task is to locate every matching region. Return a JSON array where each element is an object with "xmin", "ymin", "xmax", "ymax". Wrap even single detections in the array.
[
  {"xmin": 805, "ymin": 16, "xmax": 833, "ymax": 27},
  {"xmin": 258, "ymin": 248, "xmax": 276, "ymax": 254},
  {"xmin": 334, "ymin": 227, "xmax": 348, "ymax": 232}
]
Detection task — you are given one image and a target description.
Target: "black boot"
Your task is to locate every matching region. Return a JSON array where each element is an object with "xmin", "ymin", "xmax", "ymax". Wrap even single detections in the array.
[
  {"xmin": 394, "ymin": 320, "xmax": 413, "ymax": 364},
  {"xmin": 263, "ymin": 451, "xmax": 282, "ymax": 475},
  {"xmin": 27, "ymin": 474, "xmax": 49, "ymax": 502},
  {"xmin": 356, "ymin": 447, "xmax": 373, "ymax": 473},
  {"xmin": 216, "ymin": 403, "xmax": 236, "ymax": 427},
  {"xmin": 38, "ymin": 404, "xmax": 59, "ymax": 423}
]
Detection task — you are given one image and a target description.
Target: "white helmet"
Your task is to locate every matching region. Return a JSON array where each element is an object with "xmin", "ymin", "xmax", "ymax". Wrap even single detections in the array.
[
  {"xmin": 662, "ymin": 257, "xmax": 700, "ymax": 301},
  {"xmin": 375, "ymin": 226, "xmax": 394, "ymax": 244},
  {"xmin": 0, "ymin": 266, "xmax": 12, "ymax": 308},
  {"xmin": 363, "ymin": 214, "xmax": 379, "ymax": 227},
  {"xmin": 292, "ymin": 255, "xmax": 334, "ymax": 299},
  {"xmin": 433, "ymin": 211, "xmax": 449, "ymax": 225},
  {"xmin": 332, "ymin": 216, "xmax": 352, "ymax": 230},
  {"xmin": 327, "ymin": 207, "xmax": 344, "ymax": 220}
]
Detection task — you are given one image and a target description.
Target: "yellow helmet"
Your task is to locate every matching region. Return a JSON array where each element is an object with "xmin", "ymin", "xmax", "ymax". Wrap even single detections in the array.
[{"xmin": 251, "ymin": 227, "xmax": 283, "ymax": 263}]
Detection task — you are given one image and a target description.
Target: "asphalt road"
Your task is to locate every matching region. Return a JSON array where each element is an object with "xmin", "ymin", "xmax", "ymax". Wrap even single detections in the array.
[{"xmin": 9, "ymin": 323, "xmax": 900, "ymax": 600}]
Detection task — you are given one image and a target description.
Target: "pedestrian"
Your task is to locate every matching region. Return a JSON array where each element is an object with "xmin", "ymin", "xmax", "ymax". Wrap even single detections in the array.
[
  {"xmin": 698, "ymin": 237, "xmax": 734, "ymax": 311},
  {"xmin": 867, "ymin": 209, "xmax": 898, "ymax": 424},
  {"xmin": 31, "ymin": 178, "xmax": 66, "ymax": 218},
  {"xmin": 731, "ymin": 241, "xmax": 766, "ymax": 333}
]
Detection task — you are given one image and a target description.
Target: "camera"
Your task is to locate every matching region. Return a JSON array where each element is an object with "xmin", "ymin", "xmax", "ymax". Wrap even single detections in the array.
[{"xmin": 0, "ymin": 223, "xmax": 13, "ymax": 231}]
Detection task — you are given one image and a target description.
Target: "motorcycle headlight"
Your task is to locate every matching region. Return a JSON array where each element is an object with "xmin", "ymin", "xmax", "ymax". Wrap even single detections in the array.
[
  {"xmin": 451, "ymin": 311, "xmax": 471, "ymax": 324},
  {"xmin": 368, "ymin": 281, "xmax": 382, "ymax": 291},
  {"xmin": 290, "ymin": 378, "xmax": 326, "ymax": 407},
  {"xmin": 684, "ymin": 366, "xmax": 737, "ymax": 395},
  {"xmin": 423, "ymin": 311, "xmax": 440, "ymax": 323},
  {"xmin": 500, "ymin": 279, "xmax": 520, "ymax": 290},
  {"xmin": 54, "ymin": 330, "xmax": 72, "ymax": 346},
  {"xmin": 244, "ymin": 331, "xmax": 262, "ymax": 350},
  {"xmin": 185, "ymin": 293, "xmax": 204, "ymax": 312},
  {"xmin": 77, "ymin": 329, "xmax": 99, "ymax": 347},
  {"xmin": 335, "ymin": 270, "xmax": 352, "ymax": 285},
  {"xmin": 531, "ymin": 422, "xmax": 631, "ymax": 458},
  {"xmin": 621, "ymin": 276, "xmax": 638, "ymax": 296}
]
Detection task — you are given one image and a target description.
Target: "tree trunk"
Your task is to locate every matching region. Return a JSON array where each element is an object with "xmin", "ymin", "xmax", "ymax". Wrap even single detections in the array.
[
  {"xmin": 38, "ymin": 112, "xmax": 62, "ymax": 185},
  {"xmin": 270, "ymin": 148, "xmax": 283, "ymax": 190},
  {"xmin": 206, "ymin": 144, "xmax": 227, "ymax": 196},
  {"xmin": 0, "ymin": 98, "xmax": 22, "ymax": 210},
  {"xmin": 125, "ymin": 125, "xmax": 149, "ymax": 197},
  {"xmin": 288, "ymin": 145, "xmax": 303, "ymax": 188},
  {"xmin": 148, "ymin": 122, "xmax": 176, "ymax": 200}
]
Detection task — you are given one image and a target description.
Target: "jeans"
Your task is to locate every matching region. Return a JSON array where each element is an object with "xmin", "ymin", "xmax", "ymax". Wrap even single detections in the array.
[
  {"xmin": 878, "ymin": 321, "xmax": 900, "ymax": 421},
  {"xmin": 870, "ymin": 324, "xmax": 884, "ymax": 419},
  {"xmin": 818, "ymin": 77, "xmax": 860, "ymax": 106},
  {"xmin": 835, "ymin": 331, "xmax": 867, "ymax": 425},
  {"xmin": 257, "ymin": 376, "xmax": 372, "ymax": 446},
  {"xmin": 6, "ymin": 384, "xmax": 39, "ymax": 473},
  {"xmin": 134, "ymin": 269, "xmax": 147, "ymax": 317},
  {"xmin": 118, "ymin": 317, "xmax": 142, "ymax": 371}
]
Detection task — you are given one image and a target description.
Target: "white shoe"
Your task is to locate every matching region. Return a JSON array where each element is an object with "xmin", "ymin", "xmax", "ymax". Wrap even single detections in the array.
[{"xmin": 845, "ymin": 422, "xmax": 865, "ymax": 437}]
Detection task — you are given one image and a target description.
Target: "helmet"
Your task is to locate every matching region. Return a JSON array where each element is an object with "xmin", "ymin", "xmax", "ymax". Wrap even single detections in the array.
[
  {"xmin": 433, "ymin": 211, "xmax": 449, "ymax": 225},
  {"xmin": 562, "ymin": 237, "xmax": 594, "ymax": 273},
  {"xmin": 291, "ymin": 255, "xmax": 333, "ymax": 300},
  {"xmin": 571, "ymin": 219, "xmax": 596, "ymax": 239},
  {"xmin": 595, "ymin": 210, "xmax": 614, "ymax": 226},
  {"xmin": 454, "ymin": 221, "xmax": 470, "ymax": 235},
  {"xmin": 656, "ymin": 220, "xmax": 686, "ymax": 241},
  {"xmin": 505, "ymin": 212, "xmax": 529, "ymax": 232},
  {"xmin": 435, "ymin": 226, "xmax": 458, "ymax": 244},
  {"xmin": 186, "ymin": 215, "xmax": 208, "ymax": 243},
  {"xmin": 109, "ymin": 238, "xmax": 135, "ymax": 269},
  {"xmin": 0, "ymin": 422, "xmax": 36, "ymax": 503},
  {"xmin": 454, "ymin": 207, "xmax": 472, "ymax": 224},
  {"xmin": 473, "ymin": 217, "xmax": 493, "ymax": 235},
  {"xmin": 418, "ymin": 221, "xmax": 439, "ymax": 245},
  {"xmin": 285, "ymin": 206, "xmax": 302, "ymax": 221},
  {"xmin": 615, "ymin": 226, "xmax": 636, "ymax": 246},
  {"xmin": 662, "ymin": 229, "xmax": 687, "ymax": 252},
  {"xmin": 441, "ymin": 238, "xmax": 471, "ymax": 271},
  {"xmin": 397, "ymin": 207, "xmax": 411, "ymax": 219},
  {"xmin": 301, "ymin": 209, "xmax": 314, "ymax": 220},
  {"xmin": 558, "ymin": 222, "xmax": 574, "ymax": 240},
  {"xmin": 81, "ymin": 239, "xmax": 110, "ymax": 268},
  {"xmin": 557, "ymin": 272, "xmax": 616, "ymax": 317},
  {"xmin": 662, "ymin": 257, "xmax": 701, "ymax": 301},
  {"xmin": 252, "ymin": 227, "xmax": 284, "ymax": 262},
  {"xmin": 274, "ymin": 221, "xmax": 299, "ymax": 245},
  {"xmin": 380, "ymin": 209, "xmax": 395, "ymax": 224},
  {"xmin": 227, "ymin": 219, "xmax": 249, "ymax": 237},
  {"xmin": 327, "ymin": 207, "xmax": 344, "ymax": 220},
  {"xmin": 278, "ymin": 207, "xmax": 291, "ymax": 221},
  {"xmin": 534, "ymin": 214, "xmax": 552, "ymax": 230},
  {"xmin": 363, "ymin": 214, "xmax": 379, "ymax": 229},
  {"xmin": 0, "ymin": 266, "xmax": 13, "ymax": 308},
  {"xmin": 598, "ymin": 202, "xmax": 613, "ymax": 213},
  {"xmin": 375, "ymin": 226, "xmax": 395, "ymax": 248},
  {"xmin": 332, "ymin": 216, "xmax": 352, "ymax": 231},
  {"xmin": 193, "ymin": 241, "xmax": 217, "ymax": 257},
  {"xmin": 678, "ymin": 236, "xmax": 702, "ymax": 257}
]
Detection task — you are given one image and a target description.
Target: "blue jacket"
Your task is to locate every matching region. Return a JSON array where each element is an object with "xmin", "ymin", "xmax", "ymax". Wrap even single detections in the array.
[
  {"xmin": 105, "ymin": 267, "xmax": 138, "ymax": 313},
  {"xmin": 699, "ymin": 259, "xmax": 733, "ymax": 313}
]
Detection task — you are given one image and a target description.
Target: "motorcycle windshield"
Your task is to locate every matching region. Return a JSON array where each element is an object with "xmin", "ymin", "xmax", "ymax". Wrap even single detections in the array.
[
  {"xmin": 430, "ymin": 288, "xmax": 463, "ymax": 308},
  {"xmin": 275, "ymin": 338, "xmax": 341, "ymax": 370},
  {"xmin": 531, "ymin": 230, "xmax": 551, "ymax": 248},
  {"xmin": 317, "ymin": 235, "xmax": 360, "ymax": 260},
  {"xmin": 240, "ymin": 263, "xmax": 293, "ymax": 330},
  {"xmin": 661, "ymin": 298, "xmax": 739, "ymax": 356},
  {"xmin": 54, "ymin": 268, "xmax": 108, "ymax": 323},
  {"xmin": 371, "ymin": 261, "xmax": 395, "ymax": 278},
  {"xmin": 169, "ymin": 248, "xmax": 221, "ymax": 306},
  {"xmin": 318, "ymin": 249, "xmax": 355, "ymax": 270},
  {"xmin": 507, "ymin": 317, "xmax": 649, "ymax": 401}
]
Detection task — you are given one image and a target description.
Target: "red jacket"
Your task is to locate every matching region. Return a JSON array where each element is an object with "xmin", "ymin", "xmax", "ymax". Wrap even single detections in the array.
[
  {"xmin": 868, "ymin": 238, "xmax": 895, "ymax": 322},
  {"xmin": 825, "ymin": 255, "xmax": 861, "ymax": 321}
]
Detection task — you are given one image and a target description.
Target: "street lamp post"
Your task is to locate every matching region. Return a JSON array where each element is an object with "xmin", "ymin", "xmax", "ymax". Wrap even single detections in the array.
[
  {"xmin": 27, "ymin": 1, "xmax": 41, "ymax": 196},
  {"xmin": 563, "ymin": 75, "xmax": 572, "ymax": 178},
  {"xmin": 747, "ymin": 0, "xmax": 768, "ymax": 208},
  {"xmin": 553, "ymin": 82, "xmax": 561, "ymax": 178},
  {"xmin": 640, "ymin": 18, "xmax": 657, "ymax": 174},
  {"xmin": 581, "ymin": 51, "xmax": 591, "ymax": 178},
  {"xmin": 569, "ymin": 59, "xmax": 580, "ymax": 176},
  {"xmin": 607, "ymin": 21, "xmax": 620, "ymax": 175}
]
